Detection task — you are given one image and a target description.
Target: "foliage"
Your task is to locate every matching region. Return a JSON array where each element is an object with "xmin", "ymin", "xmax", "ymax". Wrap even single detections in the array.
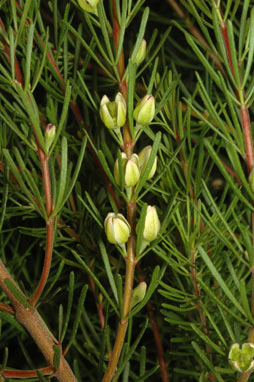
[{"xmin": 0, "ymin": 1, "xmax": 254, "ymax": 382}]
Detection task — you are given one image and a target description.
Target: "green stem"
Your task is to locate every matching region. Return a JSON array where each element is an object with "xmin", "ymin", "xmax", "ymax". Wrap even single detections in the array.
[{"xmin": 102, "ymin": 235, "xmax": 136, "ymax": 382}]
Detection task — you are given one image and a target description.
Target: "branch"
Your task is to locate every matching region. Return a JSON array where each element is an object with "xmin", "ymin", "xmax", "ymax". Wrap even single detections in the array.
[{"xmin": 0, "ymin": 260, "xmax": 76, "ymax": 382}]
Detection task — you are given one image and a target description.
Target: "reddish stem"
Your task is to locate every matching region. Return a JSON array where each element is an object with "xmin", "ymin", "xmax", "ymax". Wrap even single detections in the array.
[
  {"xmin": 30, "ymin": 218, "xmax": 55, "ymax": 306},
  {"xmin": 0, "ymin": 302, "xmax": 15, "ymax": 315},
  {"xmin": 240, "ymin": 105, "xmax": 254, "ymax": 173},
  {"xmin": 2, "ymin": 366, "xmax": 53, "ymax": 378}
]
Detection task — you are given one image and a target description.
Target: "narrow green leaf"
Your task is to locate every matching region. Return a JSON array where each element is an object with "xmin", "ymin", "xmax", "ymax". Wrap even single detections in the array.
[
  {"xmin": 37, "ymin": 370, "xmax": 47, "ymax": 382},
  {"xmin": 24, "ymin": 24, "xmax": 35, "ymax": 91},
  {"xmin": 134, "ymin": 132, "xmax": 161, "ymax": 199},
  {"xmin": 0, "ymin": 311, "xmax": 26, "ymax": 334},
  {"xmin": 71, "ymin": 250, "xmax": 119, "ymax": 315},
  {"xmin": 53, "ymin": 344, "xmax": 61, "ymax": 371},
  {"xmin": 97, "ymin": 2, "xmax": 115, "ymax": 64},
  {"xmin": 127, "ymin": 60, "xmax": 136, "ymax": 139},
  {"xmin": 54, "ymin": 136, "xmax": 68, "ymax": 212},
  {"xmin": 185, "ymin": 33, "xmax": 220, "ymax": 87},
  {"xmin": 130, "ymin": 7, "xmax": 149, "ymax": 63},
  {"xmin": 99, "ymin": 239, "xmax": 118, "ymax": 304},
  {"xmin": 62, "ymin": 21, "xmax": 115, "ymax": 80},
  {"xmin": 242, "ymin": 7, "xmax": 254, "ymax": 88},
  {"xmin": 51, "ymin": 136, "xmax": 87, "ymax": 218},
  {"xmin": 239, "ymin": 278, "xmax": 253, "ymax": 323},
  {"xmin": 226, "ymin": 20, "xmax": 241, "ymax": 89},
  {"xmin": 198, "ymin": 245, "xmax": 246, "ymax": 317},
  {"xmin": 135, "ymin": 203, "xmax": 147, "ymax": 257},
  {"xmin": 0, "ymin": 163, "xmax": 9, "ymax": 231},
  {"xmin": 50, "ymin": 82, "xmax": 72, "ymax": 154},
  {"xmin": 115, "ymin": 0, "xmax": 127, "ymax": 65},
  {"xmin": 16, "ymin": 0, "xmax": 32, "ymax": 44},
  {"xmin": 200, "ymin": 301, "xmax": 227, "ymax": 347},
  {"xmin": 58, "ymin": 304, "xmax": 63, "ymax": 340},
  {"xmin": 191, "ymin": 341, "xmax": 224, "ymax": 382},
  {"xmin": 190, "ymin": 324, "xmax": 225, "ymax": 355},
  {"xmin": 4, "ymin": 279, "xmax": 32, "ymax": 309},
  {"xmin": 116, "ymin": 274, "xmax": 123, "ymax": 318},
  {"xmin": 61, "ymin": 272, "xmax": 75, "ymax": 342},
  {"xmin": 97, "ymin": 150, "xmax": 116, "ymax": 185},
  {"xmin": 122, "ymin": 362, "xmax": 130, "ymax": 382},
  {"xmin": 14, "ymin": 84, "xmax": 46, "ymax": 152},
  {"xmin": 2, "ymin": 149, "xmax": 40, "ymax": 212},
  {"xmin": 64, "ymin": 284, "xmax": 88, "ymax": 353}
]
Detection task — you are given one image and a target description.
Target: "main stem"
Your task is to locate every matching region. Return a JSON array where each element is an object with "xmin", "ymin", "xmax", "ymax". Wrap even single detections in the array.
[
  {"xmin": 0, "ymin": 260, "xmax": 77, "ymax": 382},
  {"xmin": 102, "ymin": 3, "xmax": 137, "ymax": 380},
  {"xmin": 102, "ymin": 235, "xmax": 136, "ymax": 382}
]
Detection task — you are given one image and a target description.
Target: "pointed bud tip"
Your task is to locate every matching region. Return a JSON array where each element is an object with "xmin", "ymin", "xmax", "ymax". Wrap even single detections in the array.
[{"xmin": 133, "ymin": 95, "xmax": 155, "ymax": 125}]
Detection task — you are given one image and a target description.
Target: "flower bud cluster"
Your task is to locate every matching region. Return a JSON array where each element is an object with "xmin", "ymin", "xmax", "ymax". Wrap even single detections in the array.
[
  {"xmin": 229, "ymin": 343, "xmax": 254, "ymax": 372},
  {"xmin": 100, "ymin": 93, "xmax": 155, "ymax": 135},
  {"xmin": 100, "ymin": 93, "xmax": 126, "ymax": 130},
  {"xmin": 114, "ymin": 146, "xmax": 157, "ymax": 189},
  {"xmin": 101, "ymin": 89, "xmax": 159, "ymax": 254}
]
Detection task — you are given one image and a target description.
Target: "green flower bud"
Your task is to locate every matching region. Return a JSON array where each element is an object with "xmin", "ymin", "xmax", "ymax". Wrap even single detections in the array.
[
  {"xmin": 100, "ymin": 93, "xmax": 126, "ymax": 130},
  {"xmin": 114, "ymin": 153, "xmax": 140, "ymax": 187},
  {"xmin": 130, "ymin": 282, "xmax": 147, "ymax": 310},
  {"xmin": 104, "ymin": 213, "xmax": 130, "ymax": 245},
  {"xmin": 133, "ymin": 95, "xmax": 155, "ymax": 125},
  {"xmin": 125, "ymin": 155, "xmax": 140, "ymax": 187},
  {"xmin": 138, "ymin": 146, "xmax": 157, "ymax": 180},
  {"xmin": 45, "ymin": 124, "xmax": 56, "ymax": 153},
  {"xmin": 143, "ymin": 206, "xmax": 160, "ymax": 242},
  {"xmin": 229, "ymin": 343, "xmax": 254, "ymax": 372},
  {"xmin": 77, "ymin": 0, "xmax": 100, "ymax": 15},
  {"xmin": 133, "ymin": 39, "xmax": 146, "ymax": 66}
]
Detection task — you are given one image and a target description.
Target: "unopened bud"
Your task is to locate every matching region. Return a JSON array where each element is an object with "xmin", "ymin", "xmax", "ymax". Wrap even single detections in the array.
[
  {"xmin": 229, "ymin": 343, "xmax": 254, "ymax": 372},
  {"xmin": 133, "ymin": 40, "xmax": 146, "ymax": 66},
  {"xmin": 100, "ymin": 93, "xmax": 126, "ymax": 130},
  {"xmin": 114, "ymin": 153, "xmax": 140, "ymax": 187},
  {"xmin": 104, "ymin": 213, "xmax": 130, "ymax": 245},
  {"xmin": 45, "ymin": 124, "xmax": 56, "ymax": 153},
  {"xmin": 77, "ymin": 0, "xmax": 100, "ymax": 15},
  {"xmin": 143, "ymin": 206, "xmax": 160, "ymax": 242},
  {"xmin": 133, "ymin": 95, "xmax": 155, "ymax": 125},
  {"xmin": 138, "ymin": 146, "xmax": 157, "ymax": 180},
  {"xmin": 130, "ymin": 282, "xmax": 147, "ymax": 310}
]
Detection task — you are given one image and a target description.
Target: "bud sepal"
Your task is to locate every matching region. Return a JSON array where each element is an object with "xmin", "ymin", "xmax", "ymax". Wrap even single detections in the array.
[
  {"xmin": 136, "ymin": 205, "xmax": 160, "ymax": 256},
  {"xmin": 114, "ymin": 153, "xmax": 140, "ymax": 188},
  {"xmin": 100, "ymin": 93, "xmax": 126, "ymax": 130},
  {"xmin": 133, "ymin": 95, "xmax": 155, "ymax": 126},
  {"xmin": 229, "ymin": 343, "xmax": 254, "ymax": 372},
  {"xmin": 45, "ymin": 124, "xmax": 56, "ymax": 154},
  {"xmin": 104, "ymin": 213, "xmax": 130, "ymax": 247},
  {"xmin": 133, "ymin": 39, "xmax": 146, "ymax": 67},
  {"xmin": 77, "ymin": 0, "xmax": 100, "ymax": 15},
  {"xmin": 138, "ymin": 146, "xmax": 157, "ymax": 180},
  {"xmin": 130, "ymin": 282, "xmax": 147, "ymax": 310}
]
